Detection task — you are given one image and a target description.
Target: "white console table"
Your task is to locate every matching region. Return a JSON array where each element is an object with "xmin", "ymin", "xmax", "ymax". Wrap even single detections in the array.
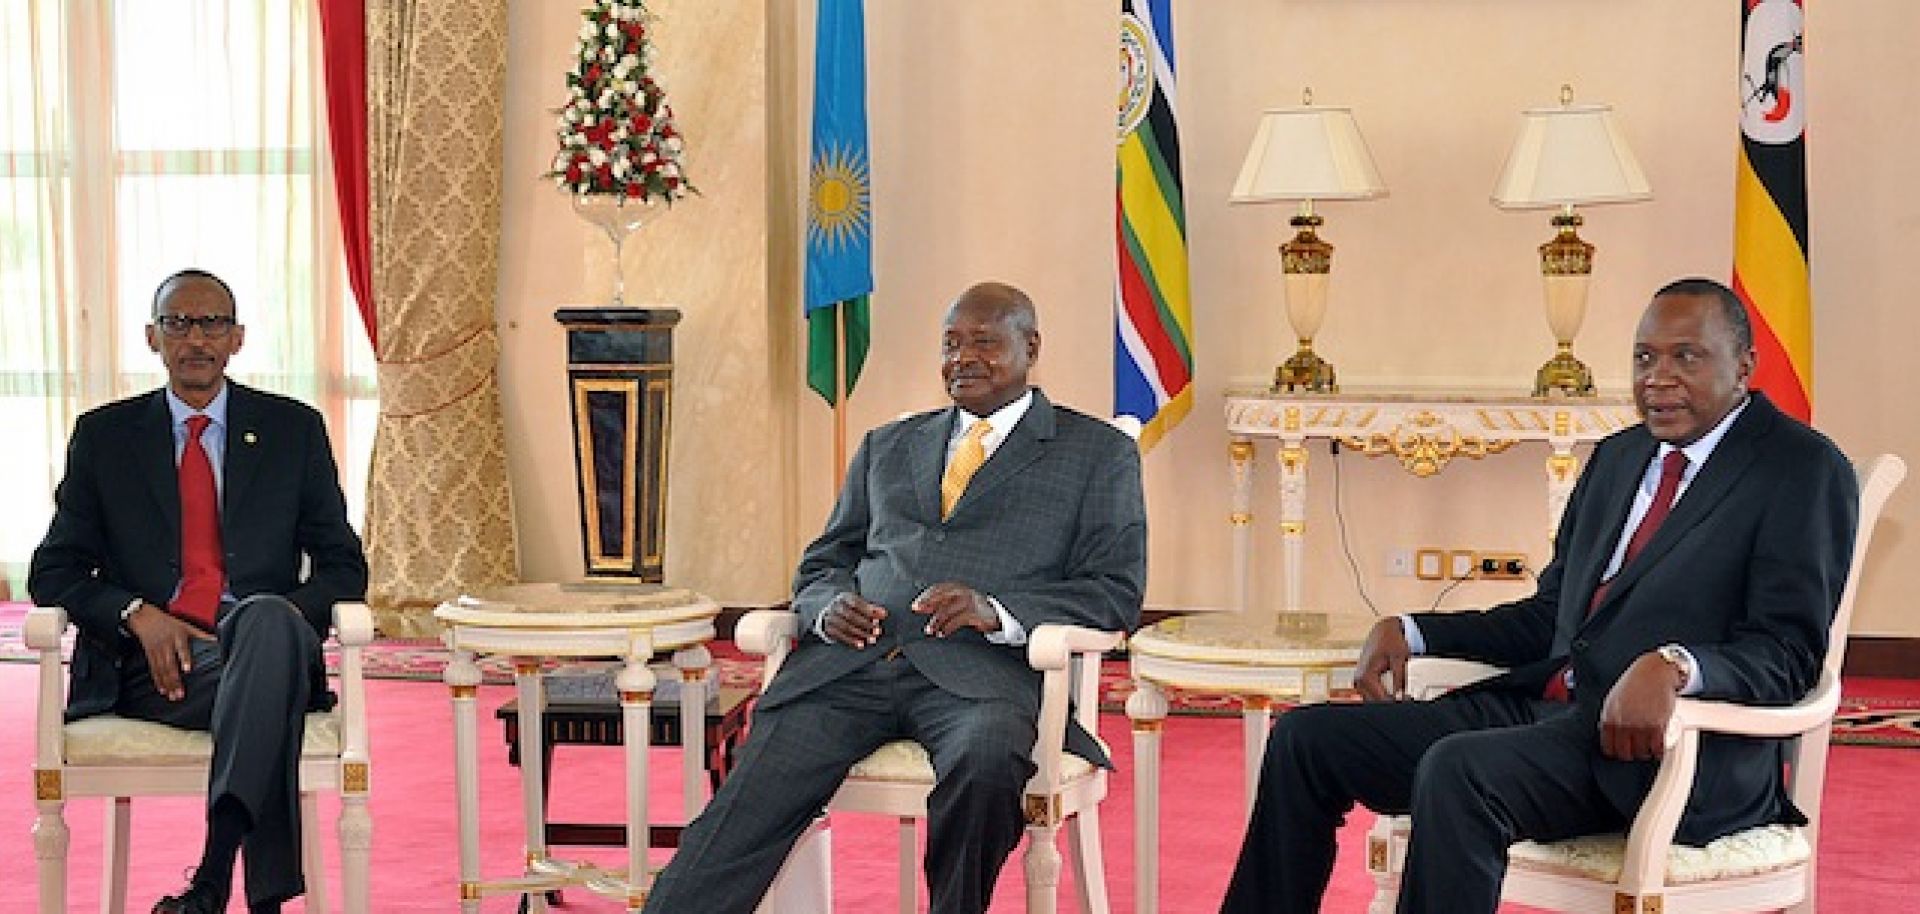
[{"xmin": 1224, "ymin": 388, "xmax": 1639, "ymax": 613}]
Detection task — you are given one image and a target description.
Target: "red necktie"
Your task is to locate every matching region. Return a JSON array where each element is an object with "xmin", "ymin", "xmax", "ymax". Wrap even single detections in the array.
[
  {"xmin": 170, "ymin": 415, "xmax": 224, "ymax": 629},
  {"xmin": 1544, "ymin": 449, "xmax": 1689, "ymax": 701}
]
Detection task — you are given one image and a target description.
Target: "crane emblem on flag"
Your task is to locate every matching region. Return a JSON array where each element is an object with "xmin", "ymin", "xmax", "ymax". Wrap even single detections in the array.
[{"xmin": 1740, "ymin": 0, "xmax": 1804, "ymax": 143}]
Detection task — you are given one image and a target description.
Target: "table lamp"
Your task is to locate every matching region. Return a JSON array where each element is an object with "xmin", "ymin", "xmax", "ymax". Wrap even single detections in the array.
[
  {"xmin": 1231, "ymin": 89, "xmax": 1388, "ymax": 393},
  {"xmin": 1491, "ymin": 85, "xmax": 1653, "ymax": 397}
]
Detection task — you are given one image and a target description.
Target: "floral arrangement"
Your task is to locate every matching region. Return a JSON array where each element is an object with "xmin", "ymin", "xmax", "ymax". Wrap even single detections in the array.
[{"xmin": 548, "ymin": 0, "xmax": 692, "ymax": 201}]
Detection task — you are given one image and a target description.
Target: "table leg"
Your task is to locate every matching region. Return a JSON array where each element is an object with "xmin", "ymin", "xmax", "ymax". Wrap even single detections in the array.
[
  {"xmin": 513, "ymin": 660, "xmax": 550, "ymax": 913},
  {"xmin": 619, "ymin": 656, "xmax": 659, "ymax": 909},
  {"xmin": 1229, "ymin": 438, "xmax": 1255, "ymax": 614},
  {"xmin": 673, "ymin": 645, "xmax": 711, "ymax": 820},
  {"xmin": 1546, "ymin": 443, "xmax": 1580, "ymax": 540},
  {"xmin": 1277, "ymin": 439, "xmax": 1309, "ymax": 611},
  {"xmin": 1241, "ymin": 695, "xmax": 1274, "ymax": 820},
  {"xmin": 445, "ymin": 647, "xmax": 485, "ymax": 914},
  {"xmin": 1126, "ymin": 681, "xmax": 1169, "ymax": 914}
]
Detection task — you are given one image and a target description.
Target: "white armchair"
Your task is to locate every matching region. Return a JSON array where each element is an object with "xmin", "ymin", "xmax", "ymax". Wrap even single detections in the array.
[
  {"xmin": 737, "ymin": 609, "xmax": 1123, "ymax": 914},
  {"xmin": 28, "ymin": 602, "xmax": 375, "ymax": 914},
  {"xmin": 1367, "ymin": 453, "xmax": 1906, "ymax": 914}
]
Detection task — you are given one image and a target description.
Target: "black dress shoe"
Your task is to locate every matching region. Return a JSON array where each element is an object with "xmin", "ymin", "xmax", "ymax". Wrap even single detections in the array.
[{"xmin": 152, "ymin": 880, "xmax": 228, "ymax": 914}]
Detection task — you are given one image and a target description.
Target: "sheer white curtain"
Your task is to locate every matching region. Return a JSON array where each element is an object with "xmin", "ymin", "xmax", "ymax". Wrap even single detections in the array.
[{"xmin": 0, "ymin": 1, "xmax": 376, "ymax": 596}]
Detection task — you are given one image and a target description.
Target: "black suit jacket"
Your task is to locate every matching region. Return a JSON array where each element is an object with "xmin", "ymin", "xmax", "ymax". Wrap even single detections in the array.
[
  {"xmin": 767, "ymin": 389, "xmax": 1148, "ymax": 765},
  {"xmin": 29, "ymin": 382, "xmax": 369, "ymax": 720},
  {"xmin": 1412, "ymin": 392, "xmax": 1857, "ymax": 844}
]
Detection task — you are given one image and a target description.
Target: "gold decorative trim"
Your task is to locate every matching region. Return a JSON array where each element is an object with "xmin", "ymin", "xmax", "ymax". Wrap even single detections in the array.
[
  {"xmin": 527, "ymin": 850, "xmax": 546, "ymax": 866},
  {"xmin": 343, "ymin": 761, "xmax": 370, "ymax": 794},
  {"xmin": 644, "ymin": 376, "xmax": 672, "ymax": 568},
  {"xmin": 35, "ymin": 769, "xmax": 62, "ymax": 801},
  {"xmin": 1131, "ymin": 719, "xmax": 1165, "ymax": 733},
  {"xmin": 1278, "ymin": 446, "xmax": 1307, "ymax": 473},
  {"xmin": 512, "ymin": 659, "xmax": 543, "ymax": 675},
  {"xmin": 620, "ymin": 690, "xmax": 654, "ymax": 704},
  {"xmin": 1553, "ymin": 410, "xmax": 1571, "ymax": 437},
  {"xmin": 1283, "ymin": 406, "xmax": 1301, "ymax": 432},
  {"xmin": 1614, "ymin": 892, "xmax": 1662, "ymax": 914},
  {"xmin": 680, "ymin": 667, "xmax": 708, "ymax": 682},
  {"xmin": 1023, "ymin": 793, "xmax": 1063, "ymax": 826},
  {"xmin": 1278, "ymin": 521, "xmax": 1305, "ymax": 536},
  {"xmin": 576, "ymin": 377, "xmax": 641, "ymax": 572},
  {"xmin": 1339, "ymin": 425, "xmax": 1519, "ymax": 478},
  {"xmin": 461, "ymin": 882, "xmax": 483, "ymax": 901},
  {"xmin": 1229, "ymin": 440, "xmax": 1255, "ymax": 463},
  {"xmin": 449, "ymin": 685, "xmax": 478, "ymax": 699},
  {"xmin": 1243, "ymin": 695, "xmax": 1273, "ymax": 711},
  {"xmin": 1229, "ymin": 512, "xmax": 1253, "ymax": 526},
  {"xmin": 567, "ymin": 361, "xmax": 673, "ymax": 372},
  {"xmin": 1547, "ymin": 453, "xmax": 1578, "ymax": 484},
  {"xmin": 1367, "ymin": 835, "xmax": 1388, "ymax": 871}
]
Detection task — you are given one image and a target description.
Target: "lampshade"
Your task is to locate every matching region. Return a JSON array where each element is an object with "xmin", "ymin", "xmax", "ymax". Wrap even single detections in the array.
[
  {"xmin": 1230, "ymin": 106, "xmax": 1387, "ymax": 204},
  {"xmin": 1491, "ymin": 102, "xmax": 1651, "ymax": 209}
]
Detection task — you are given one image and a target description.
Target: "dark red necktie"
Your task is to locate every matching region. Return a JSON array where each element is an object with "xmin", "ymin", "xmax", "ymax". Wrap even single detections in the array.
[
  {"xmin": 1544, "ymin": 449, "xmax": 1689, "ymax": 701},
  {"xmin": 169, "ymin": 415, "xmax": 224, "ymax": 629}
]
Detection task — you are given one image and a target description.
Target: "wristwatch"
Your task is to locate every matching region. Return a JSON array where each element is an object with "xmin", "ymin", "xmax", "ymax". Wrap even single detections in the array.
[
  {"xmin": 120, "ymin": 598, "xmax": 145, "ymax": 632},
  {"xmin": 1655, "ymin": 643, "xmax": 1694, "ymax": 691}
]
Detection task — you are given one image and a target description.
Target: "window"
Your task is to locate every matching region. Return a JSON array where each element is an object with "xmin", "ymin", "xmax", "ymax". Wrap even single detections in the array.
[{"xmin": 0, "ymin": 1, "xmax": 375, "ymax": 595}]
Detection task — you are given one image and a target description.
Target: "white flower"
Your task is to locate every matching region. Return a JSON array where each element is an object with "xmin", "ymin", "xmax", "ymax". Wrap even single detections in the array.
[
  {"xmin": 612, "ymin": 159, "xmax": 630, "ymax": 177},
  {"xmin": 620, "ymin": 54, "xmax": 640, "ymax": 70},
  {"xmin": 578, "ymin": 23, "xmax": 596, "ymax": 42},
  {"xmin": 663, "ymin": 136, "xmax": 683, "ymax": 154},
  {"xmin": 661, "ymin": 163, "xmax": 679, "ymax": 179},
  {"xmin": 563, "ymin": 107, "xmax": 580, "ymax": 123},
  {"xmin": 588, "ymin": 148, "xmax": 608, "ymax": 167},
  {"xmin": 605, "ymin": 23, "xmax": 618, "ymax": 38},
  {"xmin": 640, "ymin": 150, "xmax": 658, "ymax": 166}
]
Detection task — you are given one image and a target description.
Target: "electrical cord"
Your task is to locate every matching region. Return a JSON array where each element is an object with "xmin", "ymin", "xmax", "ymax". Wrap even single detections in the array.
[{"xmin": 1331, "ymin": 440, "xmax": 1383, "ymax": 617}]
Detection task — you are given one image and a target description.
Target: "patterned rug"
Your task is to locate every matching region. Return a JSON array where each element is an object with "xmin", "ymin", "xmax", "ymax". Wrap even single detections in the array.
[{"xmin": 4, "ymin": 604, "xmax": 1916, "ymax": 746}]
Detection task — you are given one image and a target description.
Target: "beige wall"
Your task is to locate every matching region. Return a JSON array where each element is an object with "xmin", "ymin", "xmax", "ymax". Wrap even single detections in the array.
[{"xmin": 497, "ymin": 1, "xmax": 1916, "ymax": 634}]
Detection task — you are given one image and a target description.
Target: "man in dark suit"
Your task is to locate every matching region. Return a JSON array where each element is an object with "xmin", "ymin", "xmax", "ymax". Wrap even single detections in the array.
[
  {"xmin": 30, "ymin": 269, "xmax": 368, "ymax": 914},
  {"xmin": 1220, "ymin": 278, "xmax": 1857, "ymax": 914},
  {"xmin": 644, "ymin": 281, "xmax": 1148, "ymax": 913}
]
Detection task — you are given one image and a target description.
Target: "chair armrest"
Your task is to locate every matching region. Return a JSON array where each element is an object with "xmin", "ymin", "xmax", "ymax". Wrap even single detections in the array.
[
  {"xmin": 333, "ymin": 601, "xmax": 374, "ymax": 647},
  {"xmin": 1616, "ymin": 669, "xmax": 1841, "ymax": 896},
  {"xmin": 738, "ymin": 609, "xmax": 800, "ymax": 691},
  {"xmin": 1027, "ymin": 624, "xmax": 1124, "ymax": 796},
  {"xmin": 28, "ymin": 607, "xmax": 69, "ymax": 770},
  {"xmin": 331, "ymin": 602, "xmax": 373, "ymax": 765},
  {"xmin": 1026, "ymin": 624, "xmax": 1123, "ymax": 672},
  {"xmin": 1401, "ymin": 656, "xmax": 1504, "ymax": 700}
]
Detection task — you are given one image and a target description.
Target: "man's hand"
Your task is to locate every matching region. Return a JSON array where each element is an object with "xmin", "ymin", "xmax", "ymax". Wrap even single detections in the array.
[
  {"xmin": 910, "ymin": 583, "xmax": 1002, "ymax": 638},
  {"xmin": 1354, "ymin": 616, "xmax": 1412, "ymax": 701},
  {"xmin": 822, "ymin": 592, "xmax": 886, "ymax": 648},
  {"xmin": 123, "ymin": 603, "xmax": 214, "ymax": 702},
  {"xmin": 1599, "ymin": 651, "xmax": 1685, "ymax": 761}
]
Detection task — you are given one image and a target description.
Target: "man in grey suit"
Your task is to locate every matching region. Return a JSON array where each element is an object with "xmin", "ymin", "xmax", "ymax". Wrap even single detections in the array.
[{"xmin": 645, "ymin": 281, "xmax": 1148, "ymax": 913}]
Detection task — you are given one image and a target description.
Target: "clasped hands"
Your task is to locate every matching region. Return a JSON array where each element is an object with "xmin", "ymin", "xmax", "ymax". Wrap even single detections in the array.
[
  {"xmin": 123, "ymin": 601, "xmax": 213, "ymax": 702},
  {"xmin": 820, "ymin": 584, "xmax": 1001, "ymax": 649},
  {"xmin": 1352, "ymin": 616, "xmax": 1685, "ymax": 762}
]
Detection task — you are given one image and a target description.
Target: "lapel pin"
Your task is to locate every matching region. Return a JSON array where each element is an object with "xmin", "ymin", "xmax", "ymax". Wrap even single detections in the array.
[{"xmin": 243, "ymin": 432, "xmax": 258, "ymax": 444}]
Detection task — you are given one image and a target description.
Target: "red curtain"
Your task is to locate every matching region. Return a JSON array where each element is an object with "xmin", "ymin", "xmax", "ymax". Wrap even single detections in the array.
[{"xmin": 318, "ymin": 0, "xmax": 377, "ymax": 348}]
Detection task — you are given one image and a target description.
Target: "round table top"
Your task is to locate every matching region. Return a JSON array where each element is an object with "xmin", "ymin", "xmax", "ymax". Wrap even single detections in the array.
[
  {"xmin": 434, "ymin": 581, "xmax": 720, "ymax": 630},
  {"xmin": 1129, "ymin": 612, "xmax": 1372, "ymax": 666}
]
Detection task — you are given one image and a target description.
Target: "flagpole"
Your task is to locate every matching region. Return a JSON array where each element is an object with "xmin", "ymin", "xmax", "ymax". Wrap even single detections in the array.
[{"xmin": 832, "ymin": 301, "xmax": 849, "ymax": 488}]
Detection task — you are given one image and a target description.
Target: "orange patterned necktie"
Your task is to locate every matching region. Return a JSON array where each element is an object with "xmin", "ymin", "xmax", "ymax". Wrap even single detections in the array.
[
  {"xmin": 940, "ymin": 420, "xmax": 991, "ymax": 518},
  {"xmin": 170, "ymin": 415, "xmax": 224, "ymax": 629}
]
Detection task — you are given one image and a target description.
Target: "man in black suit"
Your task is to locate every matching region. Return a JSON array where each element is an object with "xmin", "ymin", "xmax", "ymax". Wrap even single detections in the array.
[
  {"xmin": 1220, "ymin": 278, "xmax": 1857, "ymax": 913},
  {"xmin": 30, "ymin": 270, "xmax": 368, "ymax": 914},
  {"xmin": 644, "ymin": 282, "xmax": 1148, "ymax": 913}
]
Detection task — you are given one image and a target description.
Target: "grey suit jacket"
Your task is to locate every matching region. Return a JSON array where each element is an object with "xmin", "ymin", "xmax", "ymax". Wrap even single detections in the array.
[
  {"xmin": 765, "ymin": 389, "xmax": 1148, "ymax": 766},
  {"xmin": 1412, "ymin": 392, "xmax": 1856, "ymax": 844}
]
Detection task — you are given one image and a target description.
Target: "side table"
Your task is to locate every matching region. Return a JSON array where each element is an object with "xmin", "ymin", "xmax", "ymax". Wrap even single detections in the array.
[
  {"xmin": 436, "ymin": 582, "xmax": 720, "ymax": 913},
  {"xmin": 1125, "ymin": 613, "xmax": 1369, "ymax": 914}
]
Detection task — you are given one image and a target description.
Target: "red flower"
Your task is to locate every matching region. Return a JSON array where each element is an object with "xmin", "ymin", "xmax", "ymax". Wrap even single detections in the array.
[
  {"xmin": 585, "ymin": 120, "xmax": 616, "ymax": 148},
  {"xmin": 585, "ymin": 64, "xmax": 602, "ymax": 85},
  {"xmin": 665, "ymin": 176, "xmax": 680, "ymax": 189},
  {"xmin": 565, "ymin": 163, "xmax": 583, "ymax": 183},
  {"xmin": 630, "ymin": 114, "xmax": 653, "ymax": 134},
  {"xmin": 626, "ymin": 182, "xmax": 644, "ymax": 198},
  {"xmin": 595, "ymin": 164, "xmax": 613, "ymax": 189}
]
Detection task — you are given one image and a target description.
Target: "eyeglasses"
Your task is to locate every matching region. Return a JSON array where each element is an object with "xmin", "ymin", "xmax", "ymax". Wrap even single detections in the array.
[{"xmin": 154, "ymin": 314, "xmax": 238, "ymax": 338}]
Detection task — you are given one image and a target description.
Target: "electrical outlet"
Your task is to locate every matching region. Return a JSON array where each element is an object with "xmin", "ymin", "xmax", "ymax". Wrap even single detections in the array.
[
  {"xmin": 1414, "ymin": 547, "xmax": 1446, "ymax": 581},
  {"xmin": 1476, "ymin": 552, "xmax": 1529, "ymax": 580},
  {"xmin": 1385, "ymin": 548, "xmax": 1414, "ymax": 577},
  {"xmin": 1446, "ymin": 550, "xmax": 1477, "ymax": 580}
]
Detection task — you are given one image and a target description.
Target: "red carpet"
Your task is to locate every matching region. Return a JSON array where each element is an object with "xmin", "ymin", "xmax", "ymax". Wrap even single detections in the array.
[{"xmin": 5, "ymin": 662, "xmax": 1920, "ymax": 911}]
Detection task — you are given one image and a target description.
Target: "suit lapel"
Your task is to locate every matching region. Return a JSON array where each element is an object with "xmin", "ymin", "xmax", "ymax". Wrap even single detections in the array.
[
  {"xmin": 222, "ymin": 383, "xmax": 264, "ymax": 519},
  {"xmin": 910, "ymin": 409, "xmax": 952, "ymax": 523},
  {"xmin": 949, "ymin": 389, "xmax": 1053, "ymax": 518},
  {"xmin": 138, "ymin": 390, "xmax": 181, "ymax": 533},
  {"xmin": 1590, "ymin": 396, "xmax": 1774, "ymax": 619}
]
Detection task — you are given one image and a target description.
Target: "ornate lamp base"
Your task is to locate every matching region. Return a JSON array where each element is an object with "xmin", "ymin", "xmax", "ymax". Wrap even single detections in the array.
[
  {"xmin": 1274, "ymin": 342, "xmax": 1338, "ymax": 393},
  {"xmin": 1534, "ymin": 345, "xmax": 1595, "ymax": 397}
]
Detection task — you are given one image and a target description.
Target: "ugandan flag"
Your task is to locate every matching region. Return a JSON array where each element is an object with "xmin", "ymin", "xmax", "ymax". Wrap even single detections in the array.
[
  {"xmin": 1115, "ymin": 0, "xmax": 1194, "ymax": 452},
  {"xmin": 1733, "ymin": 0, "xmax": 1811, "ymax": 421}
]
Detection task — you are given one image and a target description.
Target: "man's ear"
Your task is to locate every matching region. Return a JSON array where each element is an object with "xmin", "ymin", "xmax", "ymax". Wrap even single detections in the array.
[
  {"xmin": 145, "ymin": 324, "xmax": 160, "ymax": 353},
  {"xmin": 1027, "ymin": 329, "xmax": 1041, "ymax": 362}
]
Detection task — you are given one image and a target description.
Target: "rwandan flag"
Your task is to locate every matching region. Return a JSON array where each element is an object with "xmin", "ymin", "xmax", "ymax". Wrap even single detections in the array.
[
  {"xmin": 1732, "ymin": 0, "xmax": 1811, "ymax": 421},
  {"xmin": 1115, "ymin": 0, "xmax": 1194, "ymax": 451},
  {"xmin": 806, "ymin": 0, "xmax": 873, "ymax": 405}
]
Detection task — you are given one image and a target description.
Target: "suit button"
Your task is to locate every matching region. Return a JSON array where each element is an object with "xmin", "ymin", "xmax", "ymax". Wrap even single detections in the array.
[{"xmin": 1572, "ymin": 639, "xmax": 1588, "ymax": 652}]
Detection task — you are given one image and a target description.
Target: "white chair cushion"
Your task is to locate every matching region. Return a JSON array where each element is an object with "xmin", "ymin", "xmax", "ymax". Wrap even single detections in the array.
[
  {"xmin": 1510, "ymin": 824, "xmax": 1811, "ymax": 885},
  {"xmin": 63, "ymin": 712, "xmax": 341, "ymax": 766},
  {"xmin": 847, "ymin": 739, "xmax": 1095, "ymax": 784}
]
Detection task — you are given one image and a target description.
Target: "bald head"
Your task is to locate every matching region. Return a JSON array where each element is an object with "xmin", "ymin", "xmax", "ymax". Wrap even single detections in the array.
[{"xmin": 941, "ymin": 282, "xmax": 1040, "ymax": 416}]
